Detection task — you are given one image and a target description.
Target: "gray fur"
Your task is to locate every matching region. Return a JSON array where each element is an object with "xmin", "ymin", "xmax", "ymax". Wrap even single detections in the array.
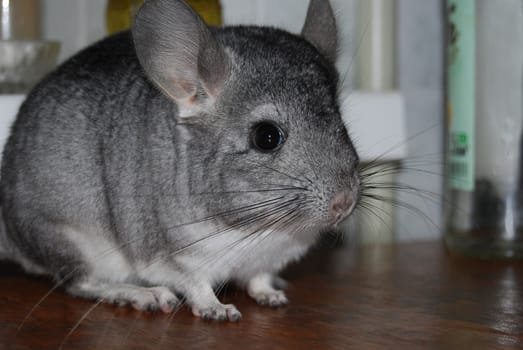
[
  {"xmin": 0, "ymin": 0, "xmax": 359, "ymax": 321},
  {"xmin": 302, "ymin": 0, "xmax": 339, "ymax": 63}
]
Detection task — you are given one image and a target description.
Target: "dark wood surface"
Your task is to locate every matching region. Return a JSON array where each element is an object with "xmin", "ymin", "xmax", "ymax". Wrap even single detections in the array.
[{"xmin": 1, "ymin": 241, "xmax": 522, "ymax": 350}]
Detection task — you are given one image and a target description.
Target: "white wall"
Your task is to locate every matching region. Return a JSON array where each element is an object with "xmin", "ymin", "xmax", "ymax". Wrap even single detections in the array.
[{"xmin": 42, "ymin": 0, "xmax": 106, "ymax": 62}]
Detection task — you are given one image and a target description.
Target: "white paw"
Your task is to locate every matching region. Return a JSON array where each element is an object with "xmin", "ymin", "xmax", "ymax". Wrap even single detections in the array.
[
  {"xmin": 192, "ymin": 303, "xmax": 242, "ymax": 322},
  {"xmin": 106, "ymin": 286, "xmax": 179, "ymax": 313},
  {"xmin": 247, "ymin": 273, "xmax": 288, "ymax": 308},
  {"xmin": 250, "ymin": 290, "xmax": 288, "ymax": 308}
]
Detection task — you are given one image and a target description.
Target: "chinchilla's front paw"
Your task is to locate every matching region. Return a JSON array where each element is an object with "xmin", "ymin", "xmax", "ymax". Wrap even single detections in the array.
[
  {"xmin": 192, "ymin": 303, "xmax": 242, "ymax": 322},
  {"xmin": 70, "ymin": 282, "xmax": 180, "ymax": 313},
  {"xmin": 121, "ymin": 286, "xmax": 180, "ymax": 313},
  {"xmin": 250, "ymin": 289, "xmax": 288, "ymax": 308},
  {"xmin": 247, "ymin": 273, "xmax": 288, "ymax": 308}
]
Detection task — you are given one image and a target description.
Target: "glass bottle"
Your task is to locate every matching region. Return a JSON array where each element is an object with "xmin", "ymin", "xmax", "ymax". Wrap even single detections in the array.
[
  {"xmin": 106, "ymin": 0, "xmax": 222, "ymax": 34},
  {"xmin": 444, "ymin": 0, "xmax": 523, "ymax": 259}
]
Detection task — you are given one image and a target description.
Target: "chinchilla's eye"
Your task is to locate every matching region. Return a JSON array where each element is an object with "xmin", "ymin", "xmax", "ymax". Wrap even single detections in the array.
[{"xmin": 251, "ymin": 122, "xmax": 285, "ymax": 152}]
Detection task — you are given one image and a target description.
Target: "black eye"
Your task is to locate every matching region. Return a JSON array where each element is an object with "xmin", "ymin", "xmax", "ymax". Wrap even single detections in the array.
[{"xmin": 251, "ymin": 122, "xmax": 285, "ymax": 152}]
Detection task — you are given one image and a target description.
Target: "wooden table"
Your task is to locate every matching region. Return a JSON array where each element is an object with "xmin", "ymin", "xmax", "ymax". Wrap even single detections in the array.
[{"xmin": 1, "ymin": 241, "xmax": 522, "ymax": 350}]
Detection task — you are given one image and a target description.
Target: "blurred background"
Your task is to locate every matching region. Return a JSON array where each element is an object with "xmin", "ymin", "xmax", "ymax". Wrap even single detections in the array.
[{"xmin": 0, "ymin": 0, "xmax": 446, "ymax": 243}]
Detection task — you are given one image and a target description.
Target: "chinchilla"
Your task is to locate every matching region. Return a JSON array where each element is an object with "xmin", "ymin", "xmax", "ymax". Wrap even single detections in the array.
[{"xmin": 0, "ymin": 0, "xmax": 360, "ymax": 321}]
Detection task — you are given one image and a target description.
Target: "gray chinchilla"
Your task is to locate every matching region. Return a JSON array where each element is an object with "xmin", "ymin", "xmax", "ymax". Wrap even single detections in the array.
[{"xmin": 0, "ymin": 0, "xmax": 360, "ymax": 321}]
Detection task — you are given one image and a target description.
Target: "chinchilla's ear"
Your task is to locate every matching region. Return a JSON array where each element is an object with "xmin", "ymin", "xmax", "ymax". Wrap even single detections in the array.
[
  {"xmin": 301, "ymin": 0, "xmax": 338, "ymax": 63},
  {"xmin": 132, "ymin": 0, "xmax": 230, "ymax": 113}
]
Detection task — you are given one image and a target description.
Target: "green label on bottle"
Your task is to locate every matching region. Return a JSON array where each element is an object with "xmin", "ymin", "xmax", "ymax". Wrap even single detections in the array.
[{"xmin": 448, "ymin": 0, "xmax": 475, "ymax": 191}]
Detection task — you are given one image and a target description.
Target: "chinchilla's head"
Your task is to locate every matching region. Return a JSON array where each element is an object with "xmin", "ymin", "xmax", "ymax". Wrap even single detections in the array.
[{"xmin": 133, "ymin": 0, "xmax": 360, "ymax": 240}]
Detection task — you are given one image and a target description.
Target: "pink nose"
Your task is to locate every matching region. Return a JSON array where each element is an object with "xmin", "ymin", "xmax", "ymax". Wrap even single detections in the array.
[{"xmin": 329, "ymin": 191, "xmax": 355, "ymax": 225}]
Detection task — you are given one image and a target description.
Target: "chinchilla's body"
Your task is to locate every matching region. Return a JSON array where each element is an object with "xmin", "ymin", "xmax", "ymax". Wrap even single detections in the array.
[{"xmin": 0, "ymin": 0, "xmax": 360, "ymax": 321}]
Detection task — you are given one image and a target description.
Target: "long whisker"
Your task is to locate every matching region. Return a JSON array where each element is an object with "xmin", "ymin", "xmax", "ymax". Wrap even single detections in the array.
[
  {"xmin": 17, "ymin": 281, "xmax": 65, "ymax": 332},
  {"xmin": 218, "ymin": 201, "xmax": 303, "ymax": 260},
  {"xmin": 360, "ymin": 165, "xmax": 444, "ymax": 179},
  {"xmin": 361, "ymin": 193, "xmax": 441, "ymax": 230},
  {"xmin": 359, "ymin": 123, "xmax": 441, "ymax": 172},
  {"xmin": 363, "ymin": 182, "xmax": 443, "ymax": 201},
  {"xmin": 155, "ymin": 196, "xmax": 303, "ymax": 269},
  {"xmin": 360, "ymin": 157, "xmax": 445, "ymax": 175},
  {"xmin": 356, "ymin": 201, "xmax": 396, "ymax": 237},
  {"xmin": 241, "ymin": 206, "xmax": 305, "ymax": 255},
  {"xmin": 131, "ymin": 186, "xmax": 309, "ymax": 198},
  {"xmin": 164, "ymin": 196, "xmax": 287, "ymax": 231},
  {"xmin": 58, "ymin": 299, "xmax": 103, "ymax": 350},
  {"xmin": 357, "ymin": 199, "xmax": 426, "ymax": 241},
  {"xmin": 194, "ymin": 201, "xmax": 305, "ymax": 296},
  {"xmin": 248, "ymin": 160, "xmax": 314, "ymax": 187}
]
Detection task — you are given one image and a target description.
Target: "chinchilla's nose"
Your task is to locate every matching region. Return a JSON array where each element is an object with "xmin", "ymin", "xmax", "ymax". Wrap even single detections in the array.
[{"xmin": 329, "ymin": 191, "xmax": 356, "ymax": 226}]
